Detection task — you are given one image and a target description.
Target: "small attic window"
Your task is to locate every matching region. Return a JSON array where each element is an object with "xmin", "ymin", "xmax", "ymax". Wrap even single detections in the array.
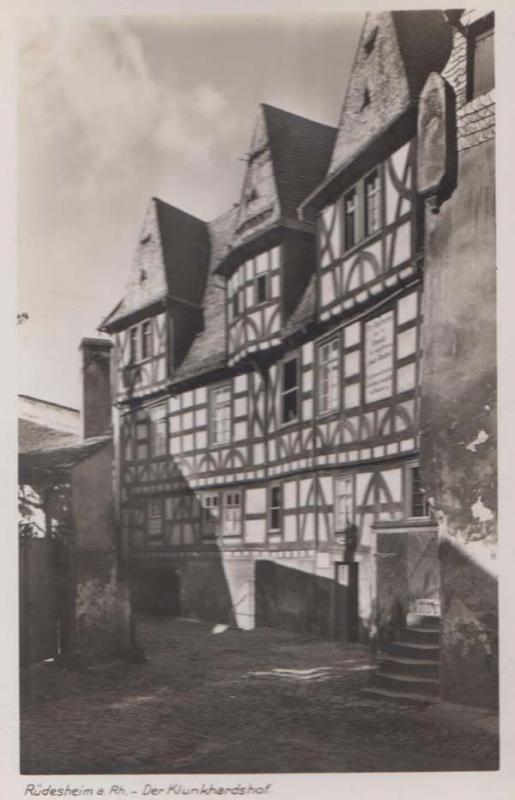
[
  {"xmin": 140, "ymin": 233, "xmax": 151, "ymax": 245},
  {"xmin": 139, "ymin": 269, "xmax": 147, "ymax": 283},
  {"xmin": 364, "ymin": 26, "xmax": 378, "ymax": 57},
  {"xmin": 245, "ymin": 186, "xmax": 259, "ymax": 206},
  {"xmin": 361, "ymin": 87, "xmax": 371, "ymax": 111}
]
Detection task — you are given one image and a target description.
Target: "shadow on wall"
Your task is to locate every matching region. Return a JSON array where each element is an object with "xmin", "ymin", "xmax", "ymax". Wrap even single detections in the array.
[
  {"xmin": 128, "ymin": 466, "xmax": 239, "ymax": 628},
  {"xmin": 439, "ymin": 537, "xmax": 498, "ymax": 709},
  {"xmin": 375, "ymin": 529, "xmax": 440, "ymax": 645},
  {"xmin": 255, "ymin": 559, "xmax": 358, "ymax": 641}
]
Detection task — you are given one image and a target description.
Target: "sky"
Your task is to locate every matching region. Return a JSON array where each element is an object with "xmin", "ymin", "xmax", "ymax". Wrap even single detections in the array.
[{"xmin": 17, "ymin": 12, "xmax": 364, "ymax": 408}]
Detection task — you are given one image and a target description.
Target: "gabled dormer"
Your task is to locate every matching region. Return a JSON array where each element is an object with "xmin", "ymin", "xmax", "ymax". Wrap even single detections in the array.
[
  {"xmin": 217, "ymin": 104, "xmax": 336, "ymax": 366},
  {"xmin": 301, "ymin": 11, "xmax": 453, "ymax": 323},
  {"xmin": 100, "ymin": 198, "xmax": 210, "ymax": 401}
]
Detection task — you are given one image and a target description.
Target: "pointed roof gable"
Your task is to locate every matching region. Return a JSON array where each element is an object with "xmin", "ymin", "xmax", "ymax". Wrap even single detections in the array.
[
  {"xmin": 230, "ymin": 105, "xmax": 336, "ymax": 252},
  {"xmin": 328, "ymin": 11, "xmax": 453, "ymax": 176},
  {"xmin": 101, "ymin": 198, "xmax": 210, "ymax": 330}
]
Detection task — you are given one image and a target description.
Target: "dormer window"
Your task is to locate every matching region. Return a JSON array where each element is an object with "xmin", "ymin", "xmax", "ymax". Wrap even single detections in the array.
[
  {"xmin": 141, "ymin": 321, "xmax": 152, "ymax": 360},
  {"xmin": 129, "ymin": 326, "xmax": 139, "ymax": 363},
  {"xmin": 245, "ymin": 186, "xmax": 259, "ymax": 206},
  {"xmin": 342, "ymin": 167, "xmax": 384, "ymax": 251},
  {"xmin": 365, "ymin": 169, "xmax": 381, "ymax": 236},
  {"xmin": 255, "ymin": 273, "xmax": 269, "ymax": 305},
  {"xmin": 344, "ymin": 188, "xmax": 358, "ymax": 250},
  {"xmin": 364, "ymin": 26, "xmax": 378, "ymax": 57}
]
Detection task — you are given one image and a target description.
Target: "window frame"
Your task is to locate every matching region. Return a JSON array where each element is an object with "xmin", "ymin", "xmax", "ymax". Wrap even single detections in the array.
[
  {"xmin": 223, "ymin": 491, "xmax": 243, "ymax": 538},
  {"xmin": 149, "ymin": 404, "xmax": 168, "ymax": 458},
  {"xmin": 268, "ymin": 484, "xmax": 283, "ymax": 534},
  {"xmin": 129, "ymin": 325, "xmax": 139, "ymax": 364},
  {"xmin": 201, "ymin": 491, "xmax": 220, "ymax": 540},
  {"xmin": 317, "ymin": 335, "xmax": 341, "ymax": 416},
  {"xmin": 467, "ymin": 13, "xmax": 495, "ymax": 101},
  {"xmin": 364, "ymin": 168, "xmax": 381, "ymax": 237},
  {"xmin": 255, "ymin": 272, "xmax": 269, "ymax": 305},
  {"xmin": 333, "ymin": 473, "xmax": 355, "ymax": 533},
  {"xmin": 147, "ymin": 497, "xmax": 164, "ymax": 541},
  {"xmin": 209, "ymin": 383, "xmax": 232, "ymax": 447},
  {"xmin": 406, "ymin": 462, "xmax": 430, "ymax": 520},
  {"xmin": 343, "ymin": 187, "xmax": 359, "ymax": 251},
  {"xmin": 141, "ymin": 320, "xmax": 153, "ymax": 360},
  {"xmin": 281, "ymin": 354, "xmax": 300, "ymax": 426}
]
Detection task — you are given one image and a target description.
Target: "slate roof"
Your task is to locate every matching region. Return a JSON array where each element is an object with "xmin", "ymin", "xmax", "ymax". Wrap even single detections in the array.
[
  {"xmin": 19, "ymin": 435, "xmax": 112, "ymax": 478},
  {"xmin": 18, "ymin": 419, "xmax": 80, "ymax": 454},
  {"xmin": 282, "ymin": 274, "xmax": 317, "ymax": 339},
  {"xmin": 174, "ymin": 206, "xmax": 239, "ymax": 382},
  {"xmin": 261, "ymin": 104, "xmax": 337, "ymax": 223},
  {"xmin": 391, "ymin": 11, "xmax": 454, "ymax": 100},
  {"xmin": 101, "ymin": 199, "xmax": 210, "ymax": 330}
]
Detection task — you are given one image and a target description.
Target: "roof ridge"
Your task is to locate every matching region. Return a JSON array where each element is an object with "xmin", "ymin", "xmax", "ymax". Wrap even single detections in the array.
[
  {"xmin": 261, "ymin": 102, "xmax": 336, "ymax": 133},
  {"xmin": 208, "ymin": 204, "xmax": 240, "ymax": 227},
  {"xmin": 152, "ymin": 196, "xmax": 207, "ymax": 225}
]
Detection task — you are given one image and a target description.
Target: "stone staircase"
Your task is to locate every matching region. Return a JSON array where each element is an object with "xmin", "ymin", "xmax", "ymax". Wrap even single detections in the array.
[{"xmin": 364, "ymin": 613, "xmax": 441, "ymax": 704}]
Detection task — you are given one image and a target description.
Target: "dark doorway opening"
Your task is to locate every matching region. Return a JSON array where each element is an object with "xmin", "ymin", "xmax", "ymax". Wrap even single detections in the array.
[{"xmin": 133, "ymin": 566, "xmax": 181, "ymax": 616}]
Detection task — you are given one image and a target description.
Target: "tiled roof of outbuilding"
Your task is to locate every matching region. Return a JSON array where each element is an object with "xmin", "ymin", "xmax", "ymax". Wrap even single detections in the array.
[
  {"xmin": 18, "ymin": 419, "xmax": 80, "ymax": 454},
  {"xmin": 19, "ymin": 435, "xmax": 111, "ymax": 478}
]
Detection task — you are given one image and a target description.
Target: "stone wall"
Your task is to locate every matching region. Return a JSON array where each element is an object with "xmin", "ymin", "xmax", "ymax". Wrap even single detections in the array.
[{"xmin": 420, "ymin": 129, "xmax": 497, "ymax": 708}]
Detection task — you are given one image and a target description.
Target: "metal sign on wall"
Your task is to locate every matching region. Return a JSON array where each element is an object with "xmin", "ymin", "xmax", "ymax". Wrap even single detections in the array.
[{"xmin": 365, "ymin": 310, "xmax": 394, "ymax": 403}]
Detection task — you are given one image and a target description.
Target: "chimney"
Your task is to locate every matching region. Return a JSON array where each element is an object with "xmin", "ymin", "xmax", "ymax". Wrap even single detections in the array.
[{"xmin": 79, "ymin": 338, "xmax": 113, "ymax": 440}]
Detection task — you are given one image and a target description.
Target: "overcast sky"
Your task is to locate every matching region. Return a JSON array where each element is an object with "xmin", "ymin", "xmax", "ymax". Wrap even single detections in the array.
[{"xmin": 18, "ymin": 12, "xmax": 364, "ymax": 408}]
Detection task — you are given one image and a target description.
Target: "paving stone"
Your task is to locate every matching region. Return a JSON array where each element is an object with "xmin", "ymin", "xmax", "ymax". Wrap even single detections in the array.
[{"xmin": 20, "ymin": 615, "xmax": 499, "ymax": 774}]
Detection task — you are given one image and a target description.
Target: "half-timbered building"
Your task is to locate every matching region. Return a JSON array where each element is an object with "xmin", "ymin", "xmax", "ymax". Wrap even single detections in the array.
[{"xmin": 100, "ymin": 9, "xmax": 497, "ymax": 706}]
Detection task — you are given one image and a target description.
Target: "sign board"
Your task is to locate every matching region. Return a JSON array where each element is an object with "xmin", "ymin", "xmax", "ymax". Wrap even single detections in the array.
[{"xmin": 365, "ymin": 310, "xmax": 394, "ymax": 403}]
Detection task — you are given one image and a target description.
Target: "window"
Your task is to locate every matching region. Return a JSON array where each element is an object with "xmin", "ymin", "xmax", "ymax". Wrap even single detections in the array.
[
  {"xmin": 232, "ymin": 291, "xmax": 239, "ymax": 319},
  {"xmin": 210, "ymin": 385, "xmax": 231, "ymax": 445},
  {"xmin": 223, "ymin": 492, "xmax": 242, "ymax": 537},
  {"xmin": 282, "ymin": 356, "xmax": 299, "ymax": 424},
  {"xmin": 334, "ymin": 475, "xmax": 354, "ymax": 531},
  {"xmin": 255, "ymin": 273, "xmax": 269, "ymax": 305},
  {"xmin": 136, "ymin": 415, "xmax": 149, "ymax": 460},
  {"xmin": 365, "ymin": 169, "xmax": 381, "ymax": 236},
  {"xmin": 202, "ymin": 493, "xmax": 220, "ymax": 539},
  {"xmin": 129, "ymin": 326, "xmax": 139, "ymax": 363},
  {"xmin": 269, "ymin": 485, "xmax": 282, "ymax": 532},
  {"xmin": 318, "ymin": 338, "xmax": 340, "ymax": 414},
  {"xmin": 468, "ymin": 15, "xmax": 494, "ymax": 99},
  {"xmin": 344, "ymin": 188, "xmax": 358, "ymax": 249},
  {"xmin": 408, "ymin": 465, "xmax": 429, "ymax": 518},
  {"xmin": 141, "ymin": 321, "xmax": 152, "ymax": 360},
  {"xmin": 364, "ymin": 26, "xmax": 378, "ymax": 57},
  {"xmin": 149, "ymin": 405, "xmax": 167, "ymax": 457},
  {"xmin": 148, "ymin": 498, "xmax": 163, "ymax": 540}
]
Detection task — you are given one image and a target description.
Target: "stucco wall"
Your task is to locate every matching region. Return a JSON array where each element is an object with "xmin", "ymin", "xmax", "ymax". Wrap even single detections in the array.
[
  {"xmin": 71, "ymin": 444, "xmax": 131, "ymax": 661},
  {"xmin": 420, "ymin": 136, "xmax": 497, "ymax": 708}
]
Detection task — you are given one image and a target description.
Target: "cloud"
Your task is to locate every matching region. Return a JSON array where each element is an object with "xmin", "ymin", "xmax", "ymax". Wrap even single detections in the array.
[{"xmin": 19, "ymin": 16, "xmax": 241, "ymax": 199}]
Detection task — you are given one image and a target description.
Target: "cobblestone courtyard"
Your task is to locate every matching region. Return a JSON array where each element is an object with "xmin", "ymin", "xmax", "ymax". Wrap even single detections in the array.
[{"xmin": 21, "ymin": 616, "xmax": 499, "ymax": 774}]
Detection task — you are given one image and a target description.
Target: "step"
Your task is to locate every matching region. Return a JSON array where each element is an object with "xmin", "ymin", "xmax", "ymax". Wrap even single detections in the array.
[
  {"xmin": 371, "ymin": 671, "xmax": 440, "ymax": 696},
  {"xmin": 400, "ymin": 626, "xmax": 440, "ymax": 644},
  {"xmin": 384, "ymin": 641, "xmax": 440, "ymax": 660},
  {"xmin": 418, "ymin": 614, "xmax": 441, "ymax": 629},
  {"xmin": 381, "ymin": 655, "xmax": 439, "ymax": 678},
  {"xmin": 362, "ymin": 686, "xmax": 438, "ymax": 705}
]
